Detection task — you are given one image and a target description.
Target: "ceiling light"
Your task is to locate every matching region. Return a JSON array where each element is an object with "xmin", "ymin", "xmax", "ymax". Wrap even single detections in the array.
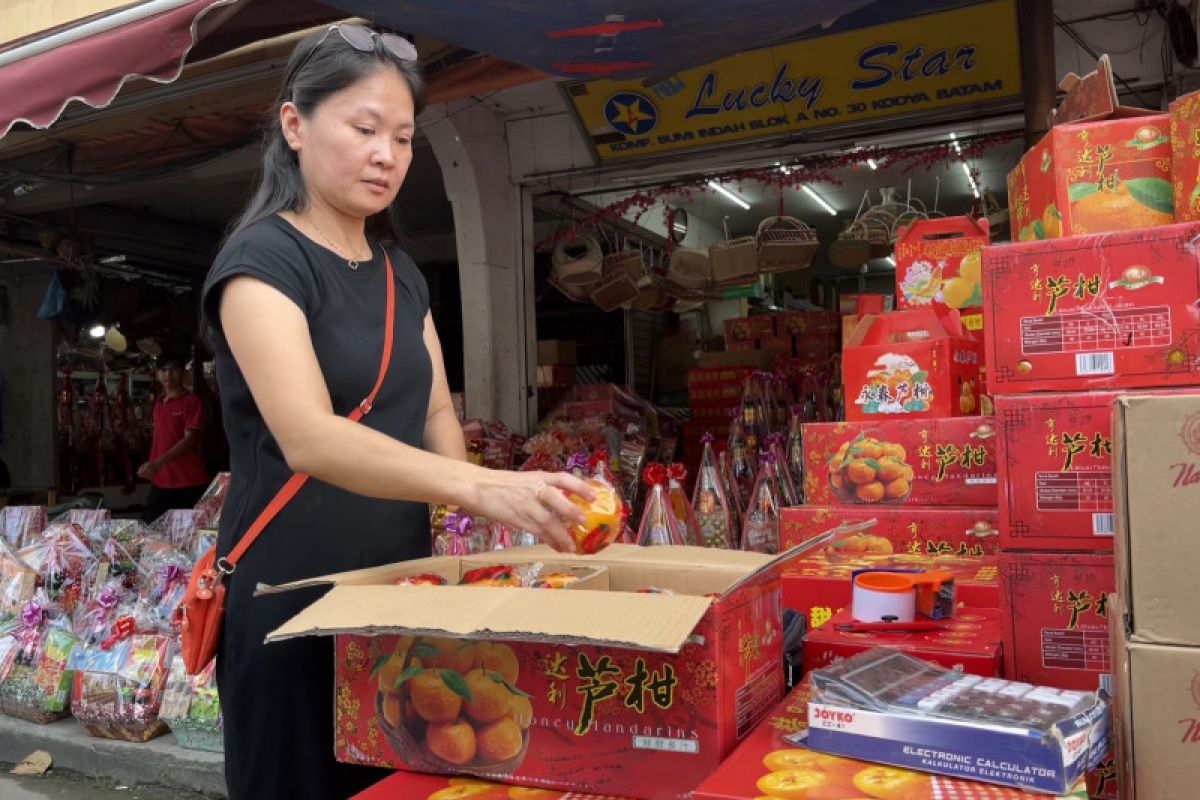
[
  {"xmin": 88, "ymin": 324, "xmax": 106, "ymax": 339},
  {"xmin": 866, "ymin": 158, "xmax": 878, "ymax": 170},
  {"xmin": 961, "ymin": 161, "xmax": 981, "ymax": 198},
  {"xmin": 801, "ymin": 185, "xmax": 837, "ymax": 216},
  {"xmin": 950, "ymin": 132, "xmax": 963, "ymax": 155},
  {"xmin": 708, "ymin": 180, "xmax": 751, "ymax": 211}
]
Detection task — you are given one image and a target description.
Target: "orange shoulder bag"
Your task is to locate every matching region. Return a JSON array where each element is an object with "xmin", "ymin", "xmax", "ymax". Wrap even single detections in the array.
[{"xmin": 176, "ymin": 253, "xmax": 397, "ymax": 675}]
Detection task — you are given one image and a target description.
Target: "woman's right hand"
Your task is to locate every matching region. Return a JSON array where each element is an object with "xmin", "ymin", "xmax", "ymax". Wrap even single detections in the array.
[{"xmin": 467, "ymin": 470, "xmax": 596, "ymax": 553}]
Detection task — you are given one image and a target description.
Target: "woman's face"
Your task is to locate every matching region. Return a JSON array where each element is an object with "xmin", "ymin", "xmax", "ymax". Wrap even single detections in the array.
[{"xmin": 284, "ymin": 64, "xmax": 416, "ymax": 220}]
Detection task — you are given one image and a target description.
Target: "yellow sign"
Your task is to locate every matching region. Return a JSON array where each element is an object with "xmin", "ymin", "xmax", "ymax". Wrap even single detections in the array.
[{"xmin": 567, "ymin": 0, "xmax": 1021, "ymax": 161}]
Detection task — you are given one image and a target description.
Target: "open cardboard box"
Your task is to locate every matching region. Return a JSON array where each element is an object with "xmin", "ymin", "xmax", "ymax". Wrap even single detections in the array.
[{"xmin": 263, "ymin": 543, "xmax": 813, "ymax": 799}]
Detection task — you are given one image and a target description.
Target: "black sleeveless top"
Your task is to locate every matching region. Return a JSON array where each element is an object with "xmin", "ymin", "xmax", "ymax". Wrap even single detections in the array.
[{"xmin": 201, "ymin": 215, "xmax": 434, "ymax": 588}]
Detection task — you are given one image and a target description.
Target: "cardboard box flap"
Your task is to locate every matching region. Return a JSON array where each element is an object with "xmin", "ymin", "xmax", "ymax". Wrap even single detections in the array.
[
  {"xmin": 895, "ymin": 215, "xmax": 990, "ymax": 247},
  {"xmin": 847, "ymin": 309, "xmax": 969, "ymax": 347},
  {"xmin": 256, "ymin": 556, "xmax": 468, "ymax": 595},
  {"xmin": 265, "ymin": 584, "xmax": 714, "ymax": 653},
  {"xmin": 1052, "ymin": 55, "xmax": 1158, "ymax": 126}
]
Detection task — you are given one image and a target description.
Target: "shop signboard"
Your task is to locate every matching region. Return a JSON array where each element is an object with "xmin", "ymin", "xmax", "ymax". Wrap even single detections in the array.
[{"xmin": 566, "ymin": 0, "xmax": 1021, "ymax": 161}]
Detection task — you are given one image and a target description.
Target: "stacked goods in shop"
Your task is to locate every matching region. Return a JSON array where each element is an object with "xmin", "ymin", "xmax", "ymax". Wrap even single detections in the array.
[
  {"xmin": 0, "ymin": 592, "xmax": 79, "ymax": 723},
  {"xmin": 894, "ymin": 216, "xmax": 990, "ymax": 334},
  {"xmin": 1107, "ymin": 395, "xmax": 1200, "ymax": 798}
]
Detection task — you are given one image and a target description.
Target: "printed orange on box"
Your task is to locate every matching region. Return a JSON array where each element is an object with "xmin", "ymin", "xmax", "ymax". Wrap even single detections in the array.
[
  {"xmin": 982, "ymin": 222, "xmax": 1200, "ymax": 394},
  {"xmin": 842, "ymin": 309, "xmax": 982, "ymax": 422},
  {"xmin": 1171, "ymin": 90, "xmax": 1200, "ymax": 222},
  {"xmin": 781, "ymin": 506, "xmax": 999, "ymax": 555},
  {"xmin": 1008, "ymin": 115, "xmax": 1174, "ymax": 241},
  {"xmin": 895, "ymin": 216, "xmax": 991, "ymax": 333},
  {"xmin": 999, "ymin": 551, "xmax": 1115, "ymax": 692},
  {"xmin": 802, "ymin": 418, "xmax": 999, "ymax": 507}
]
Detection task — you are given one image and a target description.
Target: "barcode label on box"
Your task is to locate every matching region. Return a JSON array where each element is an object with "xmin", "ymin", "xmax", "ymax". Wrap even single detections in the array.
[
  {"xmin": 1092, "ymin": 514, "xmax": 1115, "ymax": 536},
  {"xmin": 1075, "ymin": 353, "xmax": 1115, "ymax": 375}
]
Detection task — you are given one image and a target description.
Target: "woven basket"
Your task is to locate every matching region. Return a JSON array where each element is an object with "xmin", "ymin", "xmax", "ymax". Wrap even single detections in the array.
[
  {"xmin": 756, "ymin": 216, "xmax": 819, "ymax": 273},
  {"xmin": 551, "ymin": 232, "xmax": 603, "ymax": 287},
  {"xmin": 548, "ymin": 273, "xmax": 595, "ymax": 304},
  {"xmin": 666, "ymin": 248, "xmax": 712, "ymax": 290},
  {"xmin": 0, "ymin": 698, "xmax": 70, "ymax": 725},
  {"xmin": 589, "ymin": 270, "xmax": 641, "ymax": 312},
  {"xmin": 828, "ymin": 228, "xmax": 872, "ymax": 270},
  {"xmin": 625, "ymin": 276, "xmax": 672, "ymax": 311},
  {"xmin": 602, "ymin": 249, "xmax": 646, "ymax": 283},
  {"xmin": 377, "ymin": 685, "xmax": 529, "ymax": 776},
  {"xmin": 709, "ymin": 236, "xmax": 759, "ymax": 287}
]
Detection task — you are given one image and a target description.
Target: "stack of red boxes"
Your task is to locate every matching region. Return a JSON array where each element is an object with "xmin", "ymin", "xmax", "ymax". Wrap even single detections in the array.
[
  {"xmin": 723, "ymin": 312, "xmax": 841, "ymax": 367},
  {"xmin": 979, "ymin": 65, "xmax": 1200, "ymax": 796}
]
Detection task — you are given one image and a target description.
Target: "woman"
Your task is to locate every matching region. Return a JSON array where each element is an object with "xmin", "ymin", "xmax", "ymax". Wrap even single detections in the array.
[{"xmin": 201, "ymin": 25, "xmax": 592, "ymax": 799}]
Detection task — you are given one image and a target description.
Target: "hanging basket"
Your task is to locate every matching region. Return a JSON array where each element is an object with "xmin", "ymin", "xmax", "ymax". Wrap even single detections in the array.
[
  {"xmin": 829, "ymin": 227, "xmax": 872, "ymax": 270},
  {"xmin": 709, "ymin": 236, "xmax": 758, "ymax": 287},
  {"xmin": 624, "ymin": 276, "xmax": 673, "ymax": 311},
  {"xmin": 551, "ymin": 232, "xmax": 603, "ymax": 287},
  {"xmin": 666, "ymin": 248, "xmax": 713, "ymax": 291},
  {"xmin": 601, "ymin": 249, "xmax": 646, "ymax": 284},
  {"xmin": 589, "ymin": 270, "xmax": 642, "ymax": 312},
  {"xmin": 548, "ymin": 273, "xmax": 596, "ymax": 304},
  {"xmin": 756, "ymin": 216, "xmax": 819, "ymax": 273}
]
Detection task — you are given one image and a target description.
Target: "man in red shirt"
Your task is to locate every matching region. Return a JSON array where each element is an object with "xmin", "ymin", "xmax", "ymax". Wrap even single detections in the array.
[{"xmin": 139, "ymin": 354, "xmax": 210, "ymax": 522}]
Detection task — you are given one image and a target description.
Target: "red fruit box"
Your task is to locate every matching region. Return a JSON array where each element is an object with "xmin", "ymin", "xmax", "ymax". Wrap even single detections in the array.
[
  {"xmin": 981, "ymin": 222, "xmax": 1200, "ymax": 394},
  {"xmin": 687, "ymin": 367, "xmax": 755, "ymax": 388},
  {"xmin": 1171, "ymin": 89, "xmax": 1200, "ymax": 222},
  {"xmin": 726, "ymin": 339, "xmax": 759, "ymax": 352},
  {"xmin": 758, "ymin": 335, "xmax": 793, "ymax": 356},
  {"xmin": 894, "ymin": 216, "xmax": 991, "ymax": 334},
  {"xmin": 264, "ymin": 545, "xmax": 799, "ymax": 800},
  {"xmin": 777, "ymin": 311, "xmax": 841, "ymax": 337},
  {"xmin": 781, "ymin": 506, "xmax": 1000, "ymax": 556},
  {"xmin": 1008, "ymin": 115, "xmax": 1173, "ymax": 241},
  {"xmin": 994, "ymin": 390, "xmax": 1196, "ymax": 551},
  {"xmin": 724, "ymin": 315, "xmax": 777, "ymax": 342},
  {"xmin": 781, "ymin": 553, "xmax": 1000, "ymax": 630},
  {"xmin": 352, "ymin": 772, "xmax": 633, "ymax": 799},
  {"xmin": 999, "ymin": 551, "xmax": 1115, "ymax": 692},
  {"xmin": 692, "ymin": 677, "xmax": 1090, "ymax": 800},
  {"xmin": 843, "ymin": 309, "xmax": 982, "ymax": 422},
  {"xmin": 802, "ymin": 607, "xmax": 1003, "ymax": 677},
  {"xmin": 802, "ymin": 418, "xmax": 1000, "ymax": 507}
]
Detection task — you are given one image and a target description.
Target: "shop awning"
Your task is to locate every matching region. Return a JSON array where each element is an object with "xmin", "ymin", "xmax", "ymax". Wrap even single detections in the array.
[
  {"xmin": 324, "ymin": 0, "xmax": 881, "ymax": 79},
  {"xmin": 0, "ymin": 0, "xmax": 250, "ymax": 140}
]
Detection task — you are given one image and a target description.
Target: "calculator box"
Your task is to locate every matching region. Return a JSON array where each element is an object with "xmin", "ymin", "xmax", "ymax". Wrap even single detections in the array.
[
  {"xmin": 782, "ymin": 554, "xmax": 1000, "ymax": 630},
  {"xmin": 805, "ymin": 651, "xmax": 1110, "ymax": 796},
  {"xmin": 802, "ymin": 607, "xmax": 1004, "ymax": 677},
  {"xmin": 694, "ymin": 676, "xmax": 1091, "ymax": 800},
  {"xmin": 982, "ymin": 222, "xmax": 1200, "ymax": 394},
  {"xmin": 781, "ymin": 506, "xmax": 1000, "ymax": 555},
  {"xmin": 999, "ymin": 551, "xmax": 1116, "ymax": 691},
  {"xmin": 802, "ymin": 418, "xmax": 1000, "ymax": 507}
]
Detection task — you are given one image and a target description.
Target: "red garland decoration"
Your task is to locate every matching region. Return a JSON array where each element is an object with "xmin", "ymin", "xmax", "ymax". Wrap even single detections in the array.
[
  {"xmin": 537, "ymin": 131, "xmax": 1016, "ymax": 251},
  {"xmin": 643, "ymin": 462, "xmax": 668, "ymax": 488}
]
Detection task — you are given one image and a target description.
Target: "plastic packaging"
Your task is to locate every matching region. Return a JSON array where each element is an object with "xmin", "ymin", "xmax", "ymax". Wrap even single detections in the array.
[
  {"xmin": 636, "ymin": 464, "xmax": 688, "ymax": 547},
  {"xmin": 692, "ymin": 434, "xmax": 735, "ymax": 549},
  {"xmin": 666, "ymin": 464, "xmax": 700, "ymax": 546},
  {"xmin": 0, "ymin": 594, "xmax": 78, "ymax": 723},
  {"xmin": 717, "ymin": 449, "xmax": 744, "ymax": 541},
  {"xmin": 159, "ymin": 655, "xmax": 222, "ymax": 752},
  {"xmin": 18, "ymin": 523, "xmax": 96, "ymax": 616},
  {"xmin": 566, "ymin": 477, "xmax": 623, "ymax": 555},
  {"xmin": 1, "ymin": 506, "xmax": 47, "ymax": 550},
  {"xmin": 741, "ymin": 453, "xmax": 782, "ymax": 554},
  {"xmin": 727, "ymin": 411, "xmax": 756, "ymax": 511},
  {"xmin": 434, "ymin": 512, "xmax": 489, "ymax": 557},
  {"xmin": 785, "ymin": 405, "xmax": 806, "ymax": 503},
  {"xmin": 192, "ymin": 472, "xmax": 231, "ymax": 527}
]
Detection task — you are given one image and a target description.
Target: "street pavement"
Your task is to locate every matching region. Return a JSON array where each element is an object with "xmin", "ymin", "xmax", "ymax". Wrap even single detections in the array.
[{"xmin": 0, "ymin": 768, "xmax": 216, "ymax": 799}]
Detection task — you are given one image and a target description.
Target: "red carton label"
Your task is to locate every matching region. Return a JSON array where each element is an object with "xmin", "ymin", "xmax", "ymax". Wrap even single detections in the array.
[
  {"xmin": 782, "ymin": 554, "xmax": 1000, "ymax": 630},
  {"xmin": 802, "ymin": 418, "xmax": 1000, "ymax": 507},
  {"xmin": 1008, "ymin": 115, "xmax": 1174, "ymax": 240},
  {"xmin": 781, "ymin": 506, "xmax": 999, "ymax": 555},
  {"xmin": 983, "ymin": 222, "xmax": 1200, "ymax": 393},
  {"xmin": 333, "ymin": 585, "xmax": 784, "ymax": 799},
  {"xmin": 999, "ymin": 551, "xmax": 1115, "ymax": 691},
  {"xmin": 777, "ymin": 311, "xmax": 841, "ymax": 336},
  {"xmin": 802, "ymin": 607, "xmax": 1004, "ymax": 677},
  {"xmin": 895, "ymin": 216, "xmax": 991, "ymax": 333},
  {"xmin": 759, "ymin": 335, "xmax": 793, "ymax": 355},
  {"xmin": 1172, "ymin": 91, "xmax": 1200, "ymax": 223},
  {"xmin": 843, "ymin": 309, "xmax": 983, "ymax": 421}
]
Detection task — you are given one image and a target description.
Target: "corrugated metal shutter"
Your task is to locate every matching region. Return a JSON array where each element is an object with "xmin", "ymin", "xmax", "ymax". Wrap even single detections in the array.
[{"xmin": 625, "ymin": 309, "xmax": 672, "ymax": 398}]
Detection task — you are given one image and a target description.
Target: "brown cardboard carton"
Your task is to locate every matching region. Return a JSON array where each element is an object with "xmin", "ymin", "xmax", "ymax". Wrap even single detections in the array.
[
  {"xmin": 263, "ymin": 544, "xmax": 810, "ymax": 799},
  {"xmin": 1113, "ymin": 394, "xmax": 1200, "ymax": 645},
  {"xmin": 1110, "ymin": 594, "xmax": 1200, "ymax": 800},
  {"xmin": 536, "ymin": 339, "xmax": 578, "ymax": 366}
]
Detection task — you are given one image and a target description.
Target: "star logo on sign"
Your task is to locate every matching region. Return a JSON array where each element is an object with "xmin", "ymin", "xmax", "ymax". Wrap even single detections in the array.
[{"xmin": 603, "ymin": 92, "xmax": 658, "ymax": 136}]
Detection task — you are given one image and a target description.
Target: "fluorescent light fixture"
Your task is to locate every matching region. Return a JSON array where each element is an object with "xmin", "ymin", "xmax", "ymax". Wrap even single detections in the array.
[
  {"xmin": 886, "ymin": 255, "xmax": 896, "ymax": 266},
  {"xmin": 801, "ymin": 185, "xmax": 837, "ymax": 216},
  {"xmin": 89, "ymin": 324, "xmax": 106, "ymax": 339},
  {"xmin": 708, "ymin": 180, "xmax": 751, "ymax": 211},
  {"xmin": 866, "ymin": 158, "xmax": 878, "ymax": 170},
  {"xmin": 961, "ymin": 161, "xmax": 981, "ymax": 199},
  {"xmin": 950, "ymin": 131, "xmax": 963, "ymax": 155}
]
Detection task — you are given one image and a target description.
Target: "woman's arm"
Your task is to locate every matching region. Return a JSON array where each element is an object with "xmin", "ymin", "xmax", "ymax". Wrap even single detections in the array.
[
  {"xmin": 420, "ymin": 312, "xmax": 467, "ymax": 462},
  {"xmin": 218, "ymin": 275, "xmax": 590, "ymax": 550}
]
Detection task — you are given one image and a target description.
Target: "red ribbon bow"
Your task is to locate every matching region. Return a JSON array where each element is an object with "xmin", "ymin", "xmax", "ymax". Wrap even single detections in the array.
[
  {"xmin": 643, "ymin": 463, "xmax": 668, "ymax": 488},
  {"xmin": 100, "ymin": 615, "xmax": 136, "ymax": 651},
  {"xmin": 668, "ymin": 463, "xmax": 687, "ymax": 482},
  {"xmin": 589, "ymin": 449, "xmax": 610, "ymax": 469}
]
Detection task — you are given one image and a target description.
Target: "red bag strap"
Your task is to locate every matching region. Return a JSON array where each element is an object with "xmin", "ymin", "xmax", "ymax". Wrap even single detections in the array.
[{"xmin": 221, "ymin": 252, "xmax": 397, "ymax": 569}]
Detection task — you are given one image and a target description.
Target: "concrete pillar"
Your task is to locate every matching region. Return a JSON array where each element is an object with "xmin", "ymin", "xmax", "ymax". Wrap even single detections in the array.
[
  {"xmin": 1018, "ymin": 0, "xmax": 1056, "ymax": 148},
  {"xmin": 0, "ymin": 265, "xmax": 57, "ymax": 492},
  {"xmin": 423, "ymin": 101, "xmax": 535, "ymax": 433}
]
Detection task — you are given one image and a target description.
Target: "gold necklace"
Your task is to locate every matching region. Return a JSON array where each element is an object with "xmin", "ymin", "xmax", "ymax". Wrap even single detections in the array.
[{"xmin": 308, "ymin": 217, "xmax": 369, "ymax": 270}]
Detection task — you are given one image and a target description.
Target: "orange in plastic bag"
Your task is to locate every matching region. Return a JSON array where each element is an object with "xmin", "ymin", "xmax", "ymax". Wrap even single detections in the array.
[{"xmin": 568, "ymin": 478, "xmax": 622, "ymax": 555}]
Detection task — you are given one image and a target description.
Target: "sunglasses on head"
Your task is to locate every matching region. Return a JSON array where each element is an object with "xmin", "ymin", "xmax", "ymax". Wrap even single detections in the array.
[{"xmin": 293, "ymin": 23, "xmax": 418, "ymax": 79}]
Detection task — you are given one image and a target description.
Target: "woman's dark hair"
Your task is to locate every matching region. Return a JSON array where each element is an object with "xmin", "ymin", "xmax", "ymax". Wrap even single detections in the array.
[{"xmin": 228, "ymin": 27, "xmax": 426, "ymax": 245}]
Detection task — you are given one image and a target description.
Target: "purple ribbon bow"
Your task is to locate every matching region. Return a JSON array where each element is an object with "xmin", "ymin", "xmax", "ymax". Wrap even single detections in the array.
[
  {"xmin": 155, "ymin": 564, "xmax": 185, "ymax": 598},
  {"xmin": 701, "ymin": 432, "xmax": 714, "ymax": 445},
  {"xmin": 103, "ymin": 537, "xmax": 119, "ymax": 562},
  {"xmin": 19, "ymin": 600, "xmax": 44, "ymax": 629},
  {"xmin": 565, "ymin": 452, "xmax": 590, "ymax": 473},
  {"xmin": 96, "ymin": 584, "xmax": 121, "ymax": 611}
]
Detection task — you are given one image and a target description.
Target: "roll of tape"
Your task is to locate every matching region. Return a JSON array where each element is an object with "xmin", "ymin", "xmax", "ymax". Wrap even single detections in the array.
[{"xmin": 852, "ymin": 571, "xmax": 917, "ymax": 623}]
